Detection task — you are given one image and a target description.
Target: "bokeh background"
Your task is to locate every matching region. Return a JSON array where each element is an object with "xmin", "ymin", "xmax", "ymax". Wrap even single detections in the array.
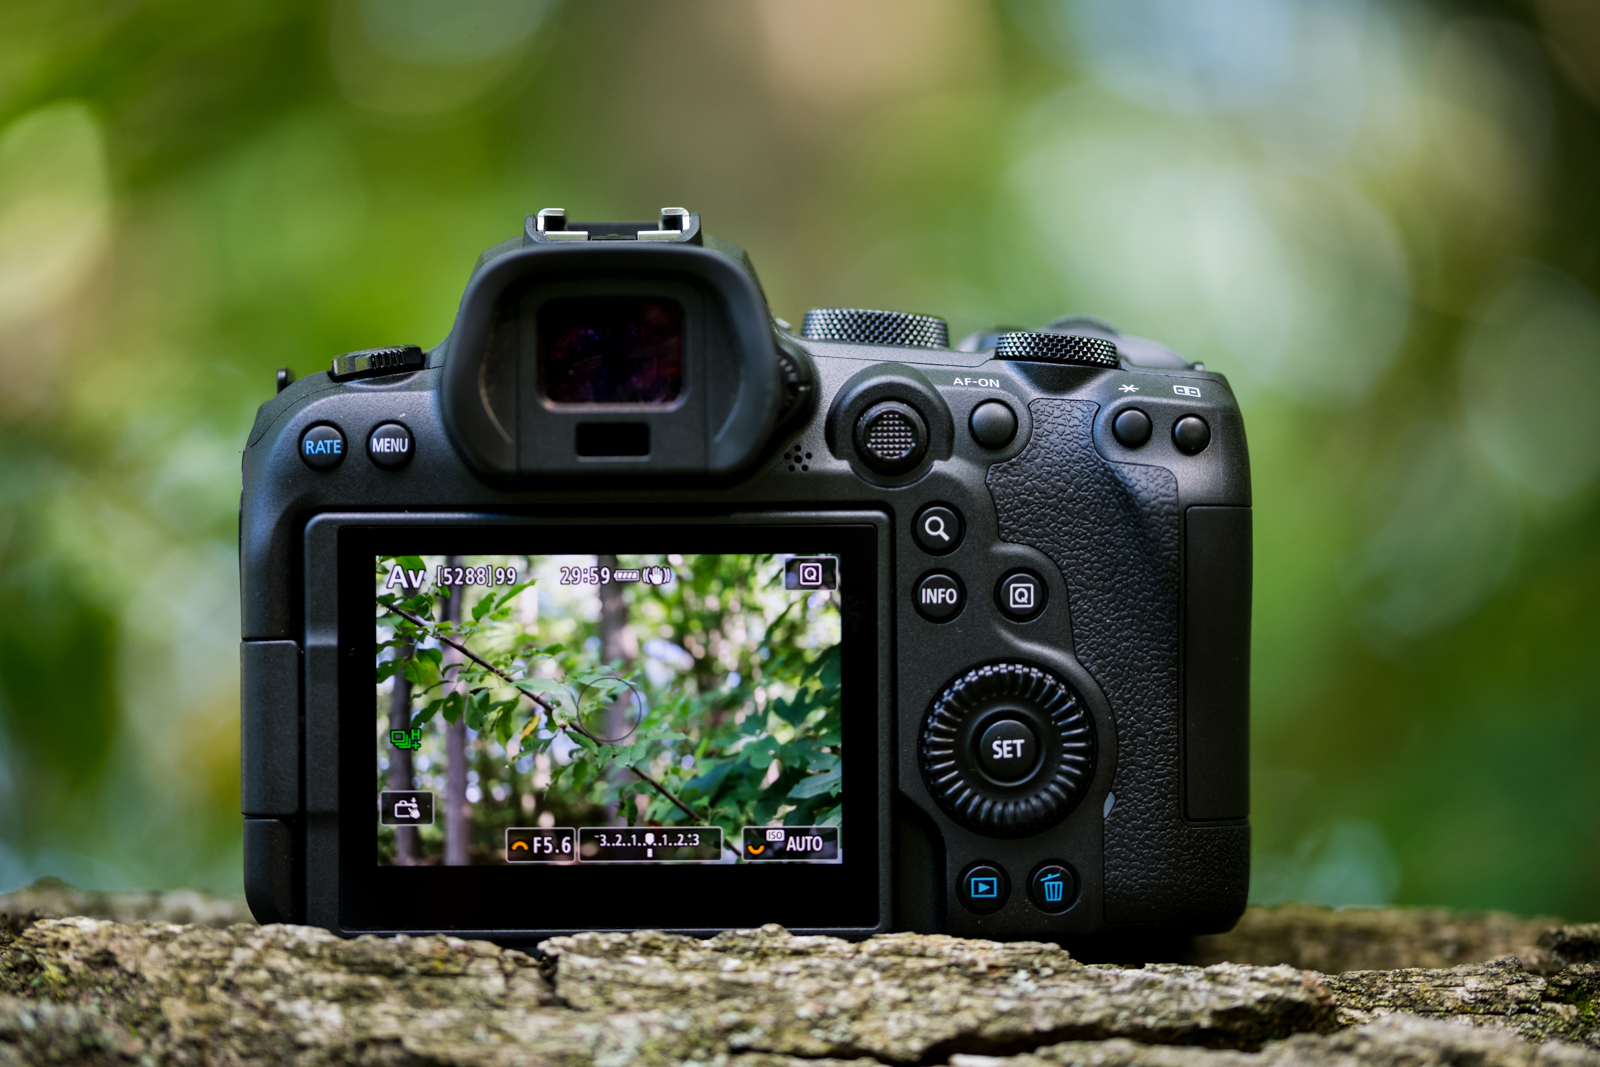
[{"xmin": 1, "ymin": 0, "xmax": 1597, "ymax": 917}]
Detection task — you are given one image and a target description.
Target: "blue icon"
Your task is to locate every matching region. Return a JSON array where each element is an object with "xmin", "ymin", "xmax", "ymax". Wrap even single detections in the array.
[
  {"xmin": 968, "ymin": 875, "xmax": 999, "ymax": 899},
  {"xmin": 1041, "ymin": 871, "xmax": 1064, "ymax": 903}
]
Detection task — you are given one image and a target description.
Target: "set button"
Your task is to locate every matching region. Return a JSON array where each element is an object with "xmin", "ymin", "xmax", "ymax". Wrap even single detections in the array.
[
  {"xmin": 959, "ymin": 863, "xmax": 1009, "ymax": 914},
  {"xmin": 977, "ymin": 719, "xmax": 1038, "ymax": 781}
]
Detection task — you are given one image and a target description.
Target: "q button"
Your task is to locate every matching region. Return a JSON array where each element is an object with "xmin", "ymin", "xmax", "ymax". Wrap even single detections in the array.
[{"xmin": 913, "ymin": 504, "xmax": 964, "ymax": 555}]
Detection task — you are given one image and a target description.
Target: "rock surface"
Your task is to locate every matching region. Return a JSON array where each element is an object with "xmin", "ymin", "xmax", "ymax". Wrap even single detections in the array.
[{"xmin": 0, "ymin": 884, "xmax": 1595, "ymax": 1066}]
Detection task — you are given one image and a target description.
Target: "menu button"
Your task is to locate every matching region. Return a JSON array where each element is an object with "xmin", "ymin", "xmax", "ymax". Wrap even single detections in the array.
[{"xmin": 368, "ymin": 423, "xmax": 414, "ymax": 470}]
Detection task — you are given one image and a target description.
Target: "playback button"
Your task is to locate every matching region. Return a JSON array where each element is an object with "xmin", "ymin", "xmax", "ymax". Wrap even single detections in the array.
[{"xmin": 959, "ymin": 862, "xmax": 1010, "ymax": 914}]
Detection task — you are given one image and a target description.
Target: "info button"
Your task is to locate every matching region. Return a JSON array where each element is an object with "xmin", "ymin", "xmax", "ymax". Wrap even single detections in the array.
[{"xmin": 914, "ymin": 571, "xmax": 965, "ymax": 622}]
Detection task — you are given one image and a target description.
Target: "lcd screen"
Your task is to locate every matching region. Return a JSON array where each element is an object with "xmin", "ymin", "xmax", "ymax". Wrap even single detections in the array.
[{"xmin": 374, "ymin": 552, "xmax": 843, "ymax": 869}]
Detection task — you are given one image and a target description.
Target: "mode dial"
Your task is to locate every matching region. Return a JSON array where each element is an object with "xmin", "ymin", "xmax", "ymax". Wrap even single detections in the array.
[
  {"xmin": 920, "ymin": 663, "xmax": 1096, "ymax": 838},
  {"xmin": 994, "ymin": 331, "xmax": 1118, "ymax": 368},
  {"xmin": 802, "ymin": 308, "xmax": 949, "ymax": 349}
]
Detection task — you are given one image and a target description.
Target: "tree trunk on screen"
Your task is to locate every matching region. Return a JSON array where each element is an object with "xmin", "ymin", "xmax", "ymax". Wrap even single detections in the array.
[
  {"xmin": 386, "ymin": 640, "xmax": 417, "ymax": 865},
  {"xmin": 597, "ymin": 554, "xmax": 633, "ymax": 826},
  {"xmin": 443, "ymin": 556, "xmax": 469, "ymax": 867}
]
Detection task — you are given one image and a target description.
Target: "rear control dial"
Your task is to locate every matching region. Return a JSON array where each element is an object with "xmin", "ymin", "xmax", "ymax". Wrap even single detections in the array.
[
  {"xmin": 853, "ymin": 400, "xmax": 928, "ymax": 474},
  {"xmin": 920, "ymin": 663, "xmax": 1096, "ymax": 837}
]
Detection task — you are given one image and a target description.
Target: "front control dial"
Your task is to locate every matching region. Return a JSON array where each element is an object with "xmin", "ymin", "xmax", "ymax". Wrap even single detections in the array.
[
  {"xmin": 802, "ymin": 308, "xmax": 950, "ymax": 349},
  {"xmin": 920, "ymin": 663, "xmax": 1096, "ymax": 838}
]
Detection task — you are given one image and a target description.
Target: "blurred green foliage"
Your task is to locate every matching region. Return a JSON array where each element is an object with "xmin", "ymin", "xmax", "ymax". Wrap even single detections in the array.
[{"xmin": 0, "ymin": 0, "xmax": 1595, "ymax": 917}]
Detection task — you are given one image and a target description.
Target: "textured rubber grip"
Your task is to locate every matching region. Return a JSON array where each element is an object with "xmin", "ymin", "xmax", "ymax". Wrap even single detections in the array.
[{"xmin": 986, "ymin": 399, "xmax": 1248, "ymax": 928}]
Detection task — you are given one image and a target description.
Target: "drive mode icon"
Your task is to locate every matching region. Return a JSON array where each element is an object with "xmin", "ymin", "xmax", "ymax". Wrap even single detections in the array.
[{"xmin": 379, "ymin": 790, "xmax": 434, "ymax": 826}]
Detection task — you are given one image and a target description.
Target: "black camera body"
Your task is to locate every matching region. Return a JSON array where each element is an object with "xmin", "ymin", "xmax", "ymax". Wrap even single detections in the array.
[{"xmin": 240, "ymin": 209, "xmax": 1251, "ymax": 943}]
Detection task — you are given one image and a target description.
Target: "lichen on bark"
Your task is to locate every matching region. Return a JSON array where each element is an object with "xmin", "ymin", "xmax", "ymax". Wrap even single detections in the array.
[{"xmin": 0, "ymin": 887, "xmax": 1595, "ymax": 1067}]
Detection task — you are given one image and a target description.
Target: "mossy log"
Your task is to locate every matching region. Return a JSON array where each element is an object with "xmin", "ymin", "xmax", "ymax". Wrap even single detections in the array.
[{"xmin": 0, "ymin": 883, "xmax": 1594, "ymax": 1066}]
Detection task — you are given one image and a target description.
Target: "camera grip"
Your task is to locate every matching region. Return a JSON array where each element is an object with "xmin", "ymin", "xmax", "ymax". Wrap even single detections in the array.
[{"xmin": 987, "ymin": 399, "xmax": 1248, "ymax": 928}]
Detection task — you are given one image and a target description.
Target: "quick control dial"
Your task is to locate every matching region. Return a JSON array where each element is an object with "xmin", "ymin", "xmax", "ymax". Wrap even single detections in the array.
[
  {"xmin": 802, "ymin": 308, "xmax": 950, "ymax": 349},
  {"xmin": 920, "ymin": 663, "xmax": 1096, "ymax": 837}
]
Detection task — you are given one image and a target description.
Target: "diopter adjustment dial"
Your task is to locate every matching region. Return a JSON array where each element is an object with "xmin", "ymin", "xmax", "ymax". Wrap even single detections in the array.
[
  {"xmin": 802, "ymin": 308, "xmax": 950, "ymax": 349},
  {"xmin": 995, "ymin": 331, "xmax": 1118, "ymax": 368},
  {"xmin": 920, "ymin": 663, "xmax": 1096, "ymax": 838}
]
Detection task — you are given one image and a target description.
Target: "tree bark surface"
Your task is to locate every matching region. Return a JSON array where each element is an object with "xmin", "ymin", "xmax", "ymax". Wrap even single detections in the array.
[{"xmin": 0, "ymin": 883, "xmax": 1594, "ymax": 1066}]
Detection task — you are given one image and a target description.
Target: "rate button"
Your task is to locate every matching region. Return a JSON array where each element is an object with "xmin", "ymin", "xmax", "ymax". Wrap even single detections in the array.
[{"xmin": 300, "ymin": 423, "xmax": 346, "ymax": 471}]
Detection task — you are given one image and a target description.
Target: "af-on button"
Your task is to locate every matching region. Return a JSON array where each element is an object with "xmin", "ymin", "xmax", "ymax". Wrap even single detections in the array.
[{"xmin": 368, "ymin": 422, "xmax": 414, "ymax": 470}]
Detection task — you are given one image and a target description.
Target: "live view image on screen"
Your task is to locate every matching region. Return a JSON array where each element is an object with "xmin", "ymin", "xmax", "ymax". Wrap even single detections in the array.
[{"xmin": 375, "ymin": 552, "xmax": 842, "ymax": 866}]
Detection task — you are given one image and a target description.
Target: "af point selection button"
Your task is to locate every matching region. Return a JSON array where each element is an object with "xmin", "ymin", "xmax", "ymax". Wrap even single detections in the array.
[
  {"xmin": 299, "ymin": 423, "xmax": 346, "ymax": 471},
  {"xmin": 913, "ymin": 504, "xmax": 964, "ymax": 555},
  {"xmin": 367, "ymin": 422, "xmax": 414, "ymax": 470},
  {"xmin": 914, "ymin": 571, "xmax": 965, "ymax": 623}
]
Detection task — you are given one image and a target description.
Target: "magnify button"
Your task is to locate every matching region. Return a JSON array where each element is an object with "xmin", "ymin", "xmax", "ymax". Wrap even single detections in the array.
[{"xmin": 913, "ymin": 504, "xmax": 964, "ymax": 555}]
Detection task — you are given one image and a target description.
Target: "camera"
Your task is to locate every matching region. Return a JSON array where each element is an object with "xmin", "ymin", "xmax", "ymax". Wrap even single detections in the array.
[{"xmin": 240, "ymin": 208, "xmax": 1251, "ymax": 942}]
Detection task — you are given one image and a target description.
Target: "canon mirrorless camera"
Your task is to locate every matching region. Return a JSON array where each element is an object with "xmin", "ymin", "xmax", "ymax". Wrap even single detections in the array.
[{"xmin": 239, "ymin": 208, "xmax": 1252, "ymax": 942}]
